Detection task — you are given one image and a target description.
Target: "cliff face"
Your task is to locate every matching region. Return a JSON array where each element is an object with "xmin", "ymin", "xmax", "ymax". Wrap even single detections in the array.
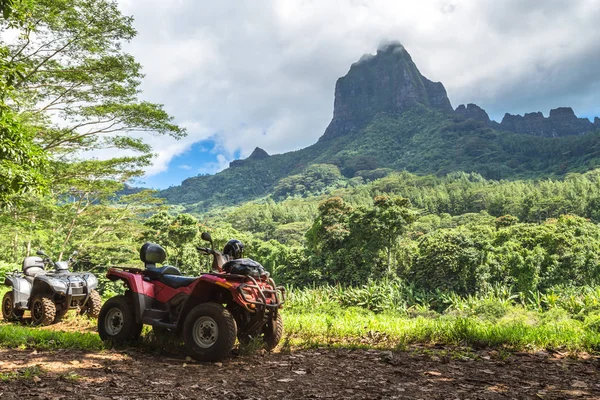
[
  {"xmin": 455, "ymin": 103, "xmax": 598, "ymax": 137},
  {"xmin": 500, "ymin": 107, "xmax": 596, "ymax": 137},
  {"xmin": 455, "ymin": 103, "xmax": 491, "ymax": 124},
  {"xmin": 321, "ymin": 43, "xmax": 453, "ymax": 140}
]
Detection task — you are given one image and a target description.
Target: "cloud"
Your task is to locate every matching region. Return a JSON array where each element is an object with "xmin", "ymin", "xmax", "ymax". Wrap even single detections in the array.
[
  {"xmin": 178, "ymin": 164, "xmax": 192, "ymax": 170},
  {"xmin": 197, "ymin": 154, "xmax": 230, "ymax": 175},
  {"xmin": 116, "ymin": 0, "xmax": 600, "ymax": 179}
]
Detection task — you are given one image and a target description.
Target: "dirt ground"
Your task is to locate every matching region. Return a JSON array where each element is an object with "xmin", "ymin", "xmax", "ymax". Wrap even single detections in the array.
[{"xmin": 1, "ymin": 346, "xmax": 599, "ymax": 400}]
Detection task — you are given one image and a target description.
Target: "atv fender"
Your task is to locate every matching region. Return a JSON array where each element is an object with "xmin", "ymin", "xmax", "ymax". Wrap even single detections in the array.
[
  {"xmin": 175, "ymin": 276, "xmax": 236, "ymax": 331},
  {"xmin": 3, "ymin": 276, "xmax": 31, "ymax": 308},
  {"xmin": 32, "ymin": 275, "xmax": 65, "ymax": 297},
  {"xmin": 106, "ymin": 269, "xmax": 155, "ymax": 324}
]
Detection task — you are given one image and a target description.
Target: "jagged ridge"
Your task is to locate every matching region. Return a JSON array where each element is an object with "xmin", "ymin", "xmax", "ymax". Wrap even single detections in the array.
[{"xmin": 455, "ymin": 104, "xmax": 599, "ymax": 137}]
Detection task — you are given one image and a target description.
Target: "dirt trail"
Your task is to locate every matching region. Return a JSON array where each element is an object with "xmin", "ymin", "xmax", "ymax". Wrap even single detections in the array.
[{"xmin": 1, "ymin": 347, "xmax": 599, "ymax": 399}]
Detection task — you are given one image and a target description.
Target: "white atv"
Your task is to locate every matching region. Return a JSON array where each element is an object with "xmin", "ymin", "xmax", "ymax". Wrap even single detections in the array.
[{"xmin": 2, "ymin": 250, "xmax": 101, "ymax": 325}]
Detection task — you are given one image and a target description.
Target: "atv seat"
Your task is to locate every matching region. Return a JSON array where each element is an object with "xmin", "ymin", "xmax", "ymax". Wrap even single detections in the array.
[
  {"xmin": 144, "ymin": 265, "xmax": 181, "ymax": 281},
  {"xmin": 158, "ymin": 275, "xmax": 197, "ymax": 289},
  {"xmin": 22, "ymin": 256, "xmax": 46, "ymax": 277}
]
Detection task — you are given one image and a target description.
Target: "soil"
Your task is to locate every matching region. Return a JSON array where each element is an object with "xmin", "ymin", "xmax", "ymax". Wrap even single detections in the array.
[{"xmin": 1, "ymin": 346, "xmax": 599, "ymax": 399}]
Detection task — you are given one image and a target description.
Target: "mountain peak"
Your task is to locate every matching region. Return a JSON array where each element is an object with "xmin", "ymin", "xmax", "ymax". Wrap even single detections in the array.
[
  {"xmin": 455, "ymin": 103, "xmax": 491, "ymax": 124},
  {"xmin": 229, "ymin": 146, "xmax": 270, "ymax": 168},
  {"xmin": 320, "ymin": 44, "xmax": 452, "ymax": 140},
  {"xmin": 248, "ymin": 147, "xmax": 269, "ymax": 160}
]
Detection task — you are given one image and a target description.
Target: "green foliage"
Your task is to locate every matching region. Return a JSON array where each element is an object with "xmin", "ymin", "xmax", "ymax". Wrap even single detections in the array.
[
  {"xmin": 0, "ymin": 105, "xmax": 47, "ymax": 207},
  {"xmin": 273, "ymin": 164, "xmax": 348, "ymax": 199},
  {"xmin": 283, "ymin": 284, "xmax": 600, "ymax": 352},
  {"xmin": 160, "ymin": 107, "xmax": 600, "ymax": 210}
]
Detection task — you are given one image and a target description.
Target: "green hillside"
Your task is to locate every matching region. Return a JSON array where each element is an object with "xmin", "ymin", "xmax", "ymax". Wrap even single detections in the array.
[
  {"xmin": 161, "ymin": 107, "xmax": 600, "ymax": 211},
  {"xmin": 159, "ymin": 43, "xmax": 600, "ymax": 210}
]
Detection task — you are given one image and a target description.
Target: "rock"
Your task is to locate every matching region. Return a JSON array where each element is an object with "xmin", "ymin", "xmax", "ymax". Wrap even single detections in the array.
[
  {"xmin": 229, "ymin": 147, "xmax": 270, "ymax": 168},
  {"xmin": 594, "ymin": 116, "xmax": 600, "ymax": 129},
  {"xmin": 499, "ymin": 107, "xmax": 596, "ymax": 137},
  {"xmin": 321, "ymin": 42, "xmax": 453, "ymax": 140},
  {"xmin": 247, "ymin": 147, "xmax": 269, "ymax": 160},
  {"xmin": 455, "ymin": 103, "xmax": 491, "ymax": 124}
]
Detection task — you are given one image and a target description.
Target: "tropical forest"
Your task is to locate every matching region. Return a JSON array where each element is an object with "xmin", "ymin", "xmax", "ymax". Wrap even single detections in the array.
[{"xmin": 0, "ymin": 0, "xmax": 599, "ymax": 398}]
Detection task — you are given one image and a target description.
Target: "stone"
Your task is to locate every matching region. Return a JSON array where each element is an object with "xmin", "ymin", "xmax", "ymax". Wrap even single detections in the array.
[
  {"xmin": 499, "ymin": 107, "xmax": 595, "ymax": 137},
  {"xmin": 455, "ymin": 103, "xmax": 491, "ymax": 124},
  {"xmin": 321, "ymin": 42, "xmax": 453, "ymax": 140},
  {"xmin": 229, "ymin": 147, "xmax": 270, "ymax": 167},
  {"xmin": 247, "ymin": 147, "xmax": 269, "ymax": 160}
]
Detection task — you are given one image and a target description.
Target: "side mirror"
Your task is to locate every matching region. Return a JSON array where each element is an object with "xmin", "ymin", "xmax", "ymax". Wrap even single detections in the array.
[
  {"xmin": 71, "ymin": 251, "xmax": 78, "ymax": 256},
  {"xmin": 36, "ymin": 250, "xmax": 46, "ymax": 257},
  {"xmin": 201, "ymin": 232, "xmax": 213, "ymax": 248}
]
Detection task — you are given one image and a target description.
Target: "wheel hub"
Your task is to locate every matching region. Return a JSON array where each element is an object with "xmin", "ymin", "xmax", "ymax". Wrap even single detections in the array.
[
  {"xmin": 3, "ymin": 297, "xmax": 12, "ymax": 316},
  {"xmin": 192, "ymin": 316, "xmax": 218, "ymax": 348},
  {"xmin": 105, "ymin": 308, "xmax": 124, "ymax": 336},
  {"xmin": 32, "ymin": 300, "xmax": 43, "ymax": 320}
]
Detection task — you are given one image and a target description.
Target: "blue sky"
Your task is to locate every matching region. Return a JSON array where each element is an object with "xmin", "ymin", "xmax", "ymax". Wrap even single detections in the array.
[{"xmin": 135, "ymin": 139, "xmax": 242, "ymax": 189}]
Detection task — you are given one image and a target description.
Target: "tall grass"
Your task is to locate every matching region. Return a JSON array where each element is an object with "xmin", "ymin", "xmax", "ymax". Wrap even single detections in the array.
[
  {"xmin": 1, "ymin": 280, "xmax": 599, "ymax": 354},
  {"xmin": 282, "ymin": 280, "xmax": 600, "ymax": 353},
  {"xmin": 285, "ymin": 279, "xmax": 600, "ymax": 318}
]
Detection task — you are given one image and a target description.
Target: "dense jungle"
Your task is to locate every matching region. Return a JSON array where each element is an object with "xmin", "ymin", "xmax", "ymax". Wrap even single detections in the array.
[{"xmin": 1, "ymin": 0, "xmax": 599, "ymax": 398}]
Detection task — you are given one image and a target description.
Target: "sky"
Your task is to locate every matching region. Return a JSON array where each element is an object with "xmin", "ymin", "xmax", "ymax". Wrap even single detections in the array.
[{"xmin": 116, "ymin": 0, "xmax": 600, "ymax": 189}]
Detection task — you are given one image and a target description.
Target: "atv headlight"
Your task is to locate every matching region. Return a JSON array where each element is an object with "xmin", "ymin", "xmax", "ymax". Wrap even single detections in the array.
[
  {"xmin": 49, "ymin": 279, "xmax": 67, "ymax": 292},
  {"xmin": 85, "ymin": 274, "xmax": 98, "ymax": 288}
]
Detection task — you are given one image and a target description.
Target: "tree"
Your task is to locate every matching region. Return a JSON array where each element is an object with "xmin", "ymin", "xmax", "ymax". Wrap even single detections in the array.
[
  {"xmin": 0, "ymin": 1, "xmax": 48, "ymax": 206},
  {"xmin": 350, "ymin": 196, "xmax": 417, "ymax": 276},
  {"xmin": 0, "ymin": 106, "xmax": 47, "ymax": 206},
  {"xmin": 167, "ymin": 213, "xmax": 199, "ymax": 269},
  {"xmin": 3, "ymin": 0, "xmax": 184, "ymax": 174}
]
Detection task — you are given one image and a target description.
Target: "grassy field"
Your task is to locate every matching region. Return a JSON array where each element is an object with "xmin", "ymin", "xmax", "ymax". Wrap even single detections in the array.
[
  {"xmin": 284, "ymin": 308, "xmax": 600, "ymax": 352},
  {"xmin": 1, "ymin": 282, "xmax": 600, "ymax": 355}
]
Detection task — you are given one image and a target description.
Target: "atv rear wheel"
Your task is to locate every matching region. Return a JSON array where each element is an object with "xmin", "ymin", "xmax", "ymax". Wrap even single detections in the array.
[
  {"xmin": 31, "ymin": 296, "xmax": 56, "ymax": 326},
  {"xmin": 2, "ymin": 291, "xmax": 24, "ymax": 322},
  {"xmin": 80, "ymin": 290, "xmax": 102, "ymax": 318},
  {"xmin": 98, "ymin": 295, "xmax": 142, "ymax": 343},
  {"xmin": 183, "ymin": 302, "xmax": 237, "ymax": 362}
]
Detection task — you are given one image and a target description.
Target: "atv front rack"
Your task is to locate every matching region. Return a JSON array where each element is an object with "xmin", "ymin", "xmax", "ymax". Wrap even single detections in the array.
[{"xmin": 209, "ymin": 273, "xmax": 285, "ymax": 313}]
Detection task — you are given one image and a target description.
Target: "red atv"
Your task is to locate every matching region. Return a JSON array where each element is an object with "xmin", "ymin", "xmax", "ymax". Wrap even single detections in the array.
[{"xmin": 97, "ymin": 232, "xmax": 285, "ymax": 361}]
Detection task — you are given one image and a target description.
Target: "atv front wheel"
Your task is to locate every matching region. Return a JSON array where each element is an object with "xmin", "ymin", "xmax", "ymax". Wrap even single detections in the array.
[
  {"xmin": 31, "ymin": 296, "xmax": 56, "ymax": 326},
  {"xmin": 98, "ymin": 295, "xmax": 142, "ymax": 343},
  {"xmin": 2, "ymin": 291, "xmax": 24, "ymax": 322},
  {"xmin": 54, "ymin": 308, "xmax": 69, "ymax": 324},
  {"xmin": 238, "ymin": 312, "xmax": 284, "ymax": 351},
  {"xmin": 263, "ymin": 312, "xmax": 284, "ymax": 351},
  {"xmin": 183, "ymin": 302, "xmax": 237, "ymax": 362},
  {"xmin": 80, "ymin": 290, "xmax": 102, "ymax": 318}
]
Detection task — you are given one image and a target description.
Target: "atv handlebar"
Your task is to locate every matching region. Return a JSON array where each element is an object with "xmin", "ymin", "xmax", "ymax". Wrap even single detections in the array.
[{"xmin": 196, "ymin": 246, "xmax": 215, "ymax": 255}]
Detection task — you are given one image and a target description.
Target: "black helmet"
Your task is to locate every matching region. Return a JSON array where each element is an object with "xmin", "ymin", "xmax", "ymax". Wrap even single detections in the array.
[{"xmin": 223, "ymin": 239, "xmax": 243, "ymax": 259}]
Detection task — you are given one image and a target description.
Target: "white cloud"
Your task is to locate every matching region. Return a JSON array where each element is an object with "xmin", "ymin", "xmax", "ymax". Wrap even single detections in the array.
[
  {"xmin": 116, "ymin": 0, "xmax": 600, "ymax": 179},
  {"xmin": 197, "ymin": 154, "xmax": 230, "ymax": 175},
  {"xmin": 178, "ymin": 164, "xmax": 192, "ymax": 170}
]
